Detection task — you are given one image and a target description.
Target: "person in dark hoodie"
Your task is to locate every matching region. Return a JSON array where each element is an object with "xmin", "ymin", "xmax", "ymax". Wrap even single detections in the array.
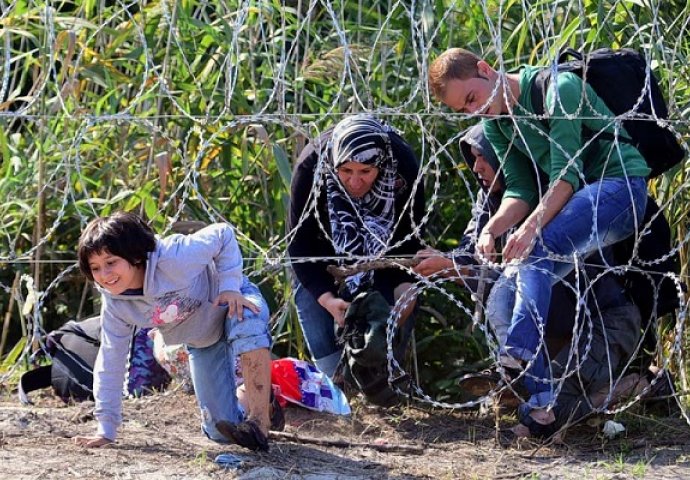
[
  {"xmin": 414, "ymin": 124, "xmax": 505, "ymax": 278},
  {"xmin": 415, "ymin": 124, "xmax": 573, "ymax": 375}
]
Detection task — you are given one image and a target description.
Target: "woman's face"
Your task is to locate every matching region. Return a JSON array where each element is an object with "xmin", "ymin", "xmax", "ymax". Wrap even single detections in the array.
[{"xmin": 336, "ymin": 161, "xmax": 380, "ymax": 198}]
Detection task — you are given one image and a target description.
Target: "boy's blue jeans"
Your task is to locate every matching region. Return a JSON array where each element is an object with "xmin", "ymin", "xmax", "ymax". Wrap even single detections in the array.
[
  {"xmin": 504, "ymin": 177, "xmax": 647, "ymax": 409},
  {"xmin": 187, "ymin": 278, "xmax": 271, "ymax": 442}
]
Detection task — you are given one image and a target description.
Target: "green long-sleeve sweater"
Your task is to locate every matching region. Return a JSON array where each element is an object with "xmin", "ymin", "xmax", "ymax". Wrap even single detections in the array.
[{"xmin": 483, "ymin": 66, "xmax": 650, "ymax": 208}]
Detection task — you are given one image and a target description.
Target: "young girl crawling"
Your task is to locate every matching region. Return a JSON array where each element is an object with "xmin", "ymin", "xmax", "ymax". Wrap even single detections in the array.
[{"xmin": 73, "ymin": 211, "xmax": 280, "ymax": 451}]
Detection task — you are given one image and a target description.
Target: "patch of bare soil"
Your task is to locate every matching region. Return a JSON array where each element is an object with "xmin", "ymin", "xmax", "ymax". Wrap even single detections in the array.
[{"xmin": 1, "ymin": 384, "xmax": 690, "ymax": 480}]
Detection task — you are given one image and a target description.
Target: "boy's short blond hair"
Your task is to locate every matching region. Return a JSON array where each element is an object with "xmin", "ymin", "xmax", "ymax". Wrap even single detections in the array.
[{"xmin": 428, "ymin": 48, "xmax": 482, "ymax": 100}]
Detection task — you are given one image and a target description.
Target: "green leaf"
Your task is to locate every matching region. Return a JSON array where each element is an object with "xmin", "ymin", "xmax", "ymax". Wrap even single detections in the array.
[
  {"xmin": 272, "ymin": 144, "xmax": 292, "ymax": 191},
  {"xmin": 143, "ymin": 191, "xmax": 158, "ymax": 220},
  {"xmin": 0, "ymin": 127, "xmax": 10, "ymax": 167},
  {"xmin": 1, "ymin": 337, "xmax": 27, "ymax": 370},
  {"xmin": 107, "ymin": 189, "xmax": 136, "ymax": 205}
]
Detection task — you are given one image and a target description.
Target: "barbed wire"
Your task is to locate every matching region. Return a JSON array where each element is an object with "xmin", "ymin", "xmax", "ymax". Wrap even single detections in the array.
[{"xmin": 0, "ymin": 0, "xmax": 689, "ymax": 435}]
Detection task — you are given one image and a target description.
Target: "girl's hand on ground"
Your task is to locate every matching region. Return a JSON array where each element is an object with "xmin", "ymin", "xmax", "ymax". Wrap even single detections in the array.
[
  {"xmin": 214, "ymin": 290, "xmax": 260, "ymax": 321},
  {"xmin": 73, "ymin": 435, "xmax": 112, "ymax": 448},
  {"xmin": 413, "ymin": 254, "xmax": 452, "ymax": 277}
]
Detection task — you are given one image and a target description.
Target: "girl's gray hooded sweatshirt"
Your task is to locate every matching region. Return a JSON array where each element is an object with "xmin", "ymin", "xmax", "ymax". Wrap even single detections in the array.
[{"xmin": 93, "ymin": 223, "xmax": 243, "ymax": 441}]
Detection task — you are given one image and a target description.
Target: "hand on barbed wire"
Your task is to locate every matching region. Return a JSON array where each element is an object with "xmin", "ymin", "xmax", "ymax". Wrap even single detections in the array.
[
  {"xmin": 317, "ymin": 292, "xmax": 350, "ymax": 327},
  {"xmin": 475, "ymin": 230, "xmax": 496, "ymax": 262},
  {"xmin": 503, "ymin": 223, "xmax": 538, "ymax": 262},
  {"xmin": 213, "ymin": 290, "xmax": 260, "ymax": 321},
  {"xmin": 413, "ymin": 248, "xmax": 452, "ymax": 277},
  {"xmin": 73, "ymin": 435, "xmax": 113, "ymax": 448}
]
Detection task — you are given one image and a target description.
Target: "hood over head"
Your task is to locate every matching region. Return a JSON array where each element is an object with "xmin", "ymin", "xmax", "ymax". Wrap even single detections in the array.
[{"xmin": 459, "ymin": 124, "xmax": 503, "ymax": 191}]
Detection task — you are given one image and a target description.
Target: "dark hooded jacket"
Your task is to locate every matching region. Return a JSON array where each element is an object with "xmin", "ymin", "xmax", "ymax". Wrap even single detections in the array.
[
  {"xmin": 456, "ymin": 124, "xmax": 506, "ymax": 258},
  {"xmin": 451, "ymin": 124, "xmax": 508, "ymax": 294}
]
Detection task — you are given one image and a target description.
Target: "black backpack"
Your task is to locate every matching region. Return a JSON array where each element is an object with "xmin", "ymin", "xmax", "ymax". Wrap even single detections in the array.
[
  {"xmin": 336, "ymin": 291, "xmax": 410, "ymax": 407},
  {"xmin": 19, "ymin": 317, "xmax": 101, "ymax": 403},
  {"xmin": 18, "ymin": 316, "xmax": 171, "ymax": 404},
  {"xmin": 530, "ymin": 48, "xmax": 685, "ymax": 178},
  {"xmin": 612, "ymin": 196, "xmax": 683, "ymax": 322}
]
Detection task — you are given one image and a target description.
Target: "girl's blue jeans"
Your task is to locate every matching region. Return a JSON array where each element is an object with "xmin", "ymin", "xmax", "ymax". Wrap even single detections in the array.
[{"xmin": 187, "ymin": 278, "xmax": 271, "ymax": 442}]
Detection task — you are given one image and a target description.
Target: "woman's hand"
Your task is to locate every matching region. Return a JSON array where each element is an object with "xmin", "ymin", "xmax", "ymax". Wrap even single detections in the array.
[
  {"xmin": 317, "ymin": 292, "xmax": 350, "ymax": 327},
  {"xmin": 413, "ymin": 248, "xmax": 452, "ymax": 277},
  {"xmin": 213, "ymin": 290, "xmax": 260, "ymax": 321},
  {"xmin": 73, "ymin": 435, "xmax": 113, "ymax": 448}
]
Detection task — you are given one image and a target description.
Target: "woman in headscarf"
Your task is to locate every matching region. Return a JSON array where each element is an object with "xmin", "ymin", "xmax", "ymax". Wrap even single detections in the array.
[{"xmin": 287, "ymin": 114, "xmax": 425, "ymax": 379}]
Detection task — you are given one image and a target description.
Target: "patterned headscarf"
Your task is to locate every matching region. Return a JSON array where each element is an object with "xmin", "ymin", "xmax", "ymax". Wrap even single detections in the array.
[{"xmin": 326, "ymin": 114, "xmax": 398, "ymax": 298}]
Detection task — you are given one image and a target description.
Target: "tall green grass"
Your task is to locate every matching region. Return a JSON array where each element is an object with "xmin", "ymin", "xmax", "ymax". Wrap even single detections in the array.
[{"xmin": 1, "ymin": 0, "xmax": 688, "ymax": 397}]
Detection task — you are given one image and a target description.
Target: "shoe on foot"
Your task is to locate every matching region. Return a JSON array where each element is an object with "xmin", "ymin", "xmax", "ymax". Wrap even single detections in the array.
[
  {"xmin": 270, "ymin": 392, "xmax": 286, "ymax": 432},
  {"xmin": 457, "ymin": 369, "xmax": 502, "ymax": 397},
  {"xmin": 640, "ymin": 367, "xmax": 679, "ymax": 416},
  {"xmin": 458, "ymin": 365, "xmax": 527, "ymax": 401},
  {"xmin": 216, "ymin": 420, "xmax": 269, "ymax": 452},
  {"xmin": 517, "ymin": 404, "xmax": 559, "ymax": 440}
]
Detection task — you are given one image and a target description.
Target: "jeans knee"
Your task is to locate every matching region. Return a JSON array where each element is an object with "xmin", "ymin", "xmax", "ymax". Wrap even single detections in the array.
[
  {"xmin": 245, "ymin": 301, "xmax": 270, "ymax": 324},
  {"xmin": 225, "ymin": 308, "xmax": 271, "ymax": 353}
]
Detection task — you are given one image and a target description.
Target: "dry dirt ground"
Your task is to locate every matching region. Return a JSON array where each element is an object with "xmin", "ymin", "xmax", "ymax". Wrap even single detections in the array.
[{"xmin": 2, "ymin": 384, "xmax": 690, "ymax": 480}]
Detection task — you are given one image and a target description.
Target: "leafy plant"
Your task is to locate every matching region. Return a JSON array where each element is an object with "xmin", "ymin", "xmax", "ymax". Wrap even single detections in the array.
[{"xmin": 0, "ymin": 0, "xmax": 688, "ymax": 401}]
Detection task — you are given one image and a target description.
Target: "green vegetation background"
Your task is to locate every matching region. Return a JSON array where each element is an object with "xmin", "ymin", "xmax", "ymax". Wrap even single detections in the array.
[{"xmin": 1, "ymin": 0, "xmax": 688, "ymax": 398}]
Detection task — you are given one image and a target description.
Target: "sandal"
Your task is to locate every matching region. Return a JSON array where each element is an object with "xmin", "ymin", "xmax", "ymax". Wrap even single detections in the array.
[
  {"xmin": 458, "ymin": 365, "xmax": 527, "ymax": 400},
  {"xmin": 641, "ymin": 368, "xmax": 679, "ymax": 415},
  {"xmin": 457, "ymin": 369, "xmax": 502, "ymax": 397},
  {"xmin": 216, "ymin": 420, "xmax": 269, "ymax": 452}
]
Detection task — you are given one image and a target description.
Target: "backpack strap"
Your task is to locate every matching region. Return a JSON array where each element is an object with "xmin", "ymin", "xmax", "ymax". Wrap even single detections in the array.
[
  {"xmin": 56, "ymin": 319, "xmax": 101, "ymax": 347},
  {"xmin": 529, "ymin": 61, "xmax": 633, "ymax": 146},
  {"xmin": 530, "ymin": 69, "xmax": 551, "ymax": 130},
  {"xmin": 557, "ymin": 47, "xmax": 583, "ymax": 63},
  {"xmin": 18, "ymin": 365, "xmax": 52, "ymax": 405},
  {"xmin": 530, "ymin": 48, "xmax": 583, "ymax": 115}
]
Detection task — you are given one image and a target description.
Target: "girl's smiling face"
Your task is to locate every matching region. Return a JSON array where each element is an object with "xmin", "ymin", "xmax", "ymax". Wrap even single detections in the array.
[{"xmin": 88, "ymin": 250, "xmax": 145, "ymax": 294}]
